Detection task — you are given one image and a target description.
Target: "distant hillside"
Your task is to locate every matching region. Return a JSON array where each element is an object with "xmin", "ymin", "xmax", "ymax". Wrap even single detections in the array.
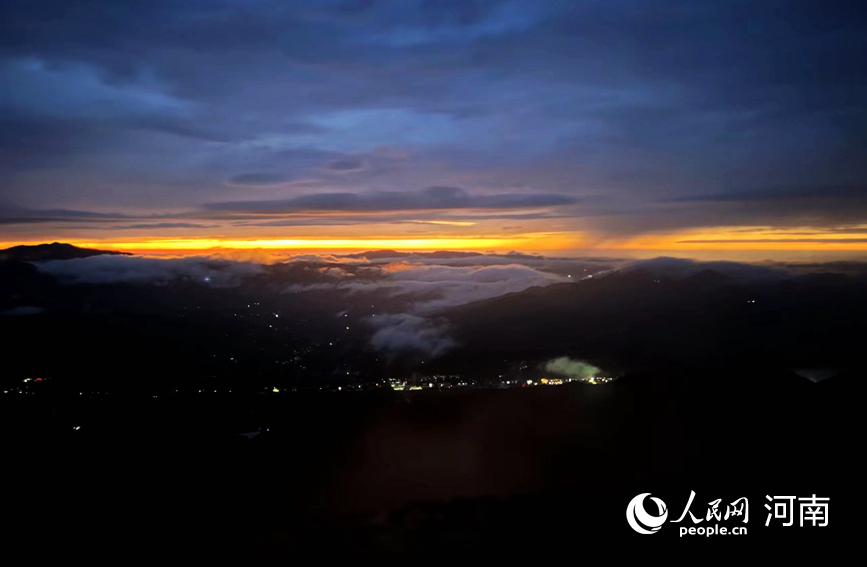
[
  {"xmin": 345, "ymin": 250, "xmax": 484, "ymax": 260},
  {"xmin": 439, "ymin": 265, "xmax": 867, "ymax": 372},
  {"xmin": 0, "ymin": 242, "xmax": 130, "ymax": 262}
]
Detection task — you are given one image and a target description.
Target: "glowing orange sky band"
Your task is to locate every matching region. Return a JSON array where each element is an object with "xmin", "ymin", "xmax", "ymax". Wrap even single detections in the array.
[
  {"xmin": 3, "ymin": 227, "xmax": 867, "ymax": 253},
  {"xmin": 42, "ymin": 234, "xmax": 579, "ymax": 252}
]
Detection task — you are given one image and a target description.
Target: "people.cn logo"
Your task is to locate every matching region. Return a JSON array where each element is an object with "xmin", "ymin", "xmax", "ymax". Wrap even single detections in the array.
[{"xmin": 626, "ymin": 493, "xmax": 668, "ymax": 534}]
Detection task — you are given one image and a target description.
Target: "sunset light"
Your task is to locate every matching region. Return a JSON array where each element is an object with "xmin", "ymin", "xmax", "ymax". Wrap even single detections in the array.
[
  {"xmin": 0, "ymin": 232, "xmax": 582, "ymax": 254},
  {"xmin": 1, "ymin": 0, "xmax": 858, "ymax": 556}
]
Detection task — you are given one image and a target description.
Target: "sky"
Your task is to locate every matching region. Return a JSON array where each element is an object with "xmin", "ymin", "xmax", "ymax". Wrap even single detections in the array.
[{"xmin": 1, "ymin": 0, "xmax": 865, "ymax": 255}]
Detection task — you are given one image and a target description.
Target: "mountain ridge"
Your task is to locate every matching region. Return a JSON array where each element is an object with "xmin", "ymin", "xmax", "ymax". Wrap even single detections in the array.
[{"xmin": 0, "ymin": 242, "xmax": 131, "ymax": 262}]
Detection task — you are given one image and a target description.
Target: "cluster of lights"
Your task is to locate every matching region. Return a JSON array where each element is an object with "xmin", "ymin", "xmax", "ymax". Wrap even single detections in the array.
[
  {"xmin": 530, "ymin": 376, "xmax": 616, "ymax": 386},
  {"xmin": 9, "ymin": 372, "xmax": 617, "ymax": 399},
  {"xmin": 386, "ymin": 375, "xmax": 621, "ymax": 390},
  {"xmin": 582, "ymin": 376, "xmax": 615, "ymax": 385}
]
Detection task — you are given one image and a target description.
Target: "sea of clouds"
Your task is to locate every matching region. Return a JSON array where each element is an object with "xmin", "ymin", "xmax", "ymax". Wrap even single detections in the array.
[{"xmin": 31, "ymin": 251, "xmax": 843, "ymax": 358}]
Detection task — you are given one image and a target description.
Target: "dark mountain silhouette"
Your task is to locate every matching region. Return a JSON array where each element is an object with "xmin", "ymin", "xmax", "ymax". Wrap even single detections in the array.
[
  {"xmin": 0, "ymin": 242, "xmax": 130, "ymax": 262},
  {"xmin": 2, "ymin": 247, "xmax": 865, "ymax": 385},
  {"xmin": 439, "ymin": 265, "xmax": 867, "ymax": 373},
  {"xmin": 678, "ymin": 268, "xmax": 730, "ymax": 286},
  {"xmin": 0, "ymin": 249, "xmax": 855, "ymax": 557},
  {"xmin": 5, "ymin": 366, "xmax": 850, "ymax": 558}
]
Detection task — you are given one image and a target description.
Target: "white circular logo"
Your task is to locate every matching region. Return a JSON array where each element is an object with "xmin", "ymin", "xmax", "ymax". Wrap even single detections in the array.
[{"xmin": 626, "ymin": 493, "xmax": 668, "ymax": 534}]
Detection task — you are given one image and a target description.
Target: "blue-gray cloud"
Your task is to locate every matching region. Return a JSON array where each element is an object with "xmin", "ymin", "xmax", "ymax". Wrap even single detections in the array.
[
  {"xmin": 0, "ymin": 0, "xmax": 865, "ymax": 236},
  {"xmin": 204, "ymin": 186, "xmax": 576, "ymax": 214},
  {"xmin": 325, "ymin": 159, "xmax": 364, "ymax": 171},
  {"xmin": 228, "ymin": 173, "xmax": 296, "ymax": 186}
]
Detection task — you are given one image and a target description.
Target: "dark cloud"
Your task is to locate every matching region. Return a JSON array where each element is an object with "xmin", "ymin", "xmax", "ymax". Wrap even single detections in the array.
[
  {"xmin": 114, "ymin": 222, "xmax": 214, "ymax": 230},
  {"xmin": 228, "ymin": 173, "xmax": 295, "ymax": 186},
  {"xmin": 0, "ymin": 207, "xmax": 134, "ymax": 225},
  {"xmin": 672, "ymin": 185, "xmax": 867, "ymax": 204},
  {"xmin": 204, "ymin": 186, "xmax": 576, "ymax": 214},
  {"xmin": 326, "ymin": 159, "xmax": 364, "ymax": 171},
  {"xmin": 0, "ymin": 0, "xmax": 865, "ymax": 238},
  {"xmin": 642, "ymin": 185, "xmax": 867, "ymax": 231}
]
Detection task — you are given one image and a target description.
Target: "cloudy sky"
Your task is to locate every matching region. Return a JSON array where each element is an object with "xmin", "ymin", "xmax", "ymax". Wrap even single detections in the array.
[{"xmin": 1, "ymin": 0, "xmax": 865, "ymax": 254}]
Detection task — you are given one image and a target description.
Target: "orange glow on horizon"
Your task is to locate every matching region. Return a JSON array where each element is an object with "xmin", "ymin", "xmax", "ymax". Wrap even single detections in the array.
[
  {"xmin": 611, "ymin": 225, "xmax": 867, "ymax": 251},
  {"xmin": 0, "ymin": 233, "xmax": 581, "ymax": 254},
  {"xmin": 3, "ymin": 225, "xmax": 867, "ymax": 255}
]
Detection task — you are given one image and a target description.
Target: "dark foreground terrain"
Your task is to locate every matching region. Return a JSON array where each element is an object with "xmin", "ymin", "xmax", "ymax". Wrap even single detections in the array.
[{"xmin": 4, "ymin": 369, "xmax": 853, "ymax": 557}]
